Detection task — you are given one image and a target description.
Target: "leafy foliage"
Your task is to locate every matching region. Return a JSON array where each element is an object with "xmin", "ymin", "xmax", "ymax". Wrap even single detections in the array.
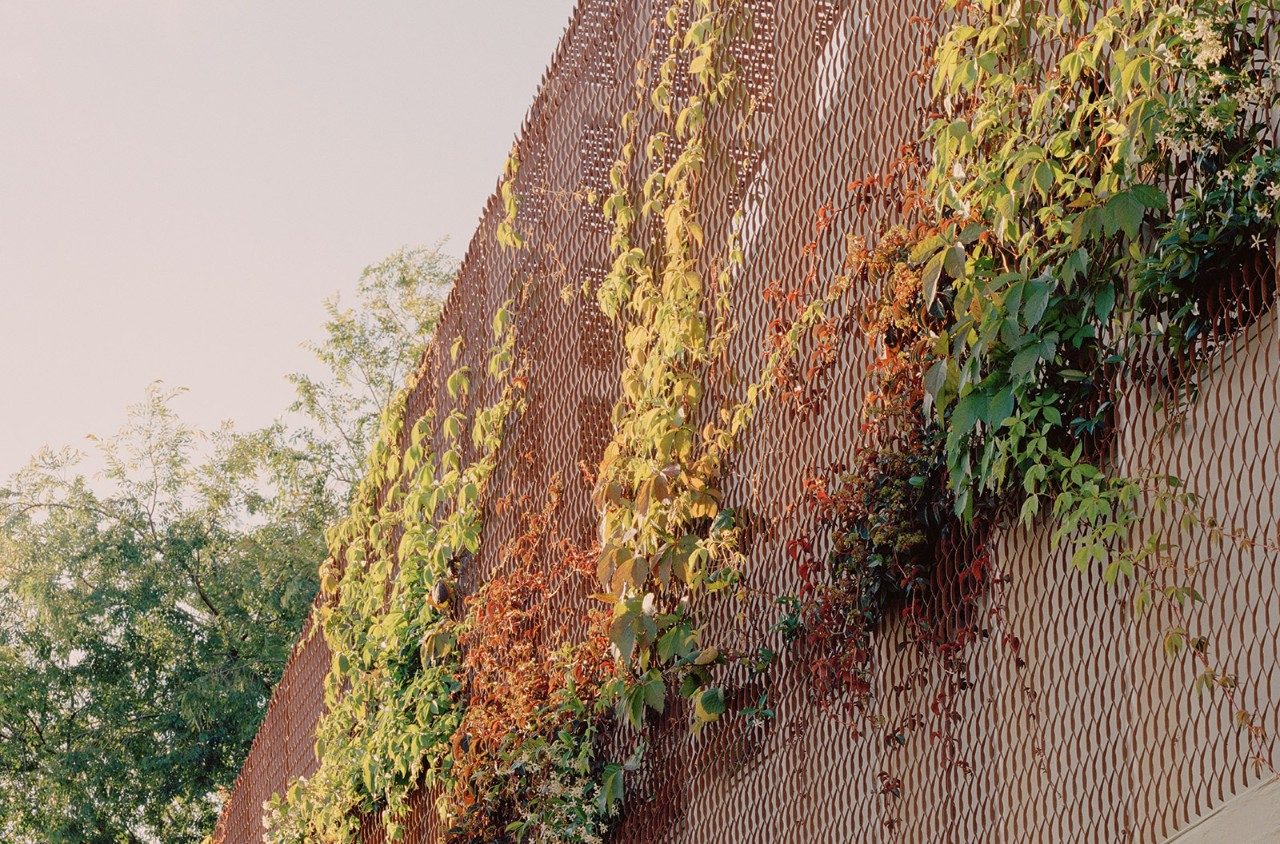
[
  {"xmin": 267, "ymin": 2, "xmax": 795, "ymax": 839},
  {"xmin": 1138, "ymin": 2, "xmax": 1280, "ymax": 352},
  {"xmin": 443, "ymin": 486, "xmax": 618, "ymax": 843},
  {"xmin": 260, "ymin": 3, "xmax": 1280, "ymax": 841},
  {"xmin": 922, "ymin": 0, "xmax": 1176, "ymax": 521},
  {"xmin": 794, "ymin": 225, "xmax": 957, "ymax": 709},
  {"xmin": 289, "ymin": 246, "xmax": 454, "ymax": 495},
  {"xmin": 0, "ymin": 389, "xmax": 328, "ymax": 843},
  {"xmin": 591, "ymin": 0, "xmax": 762, "ymax": 738},
  {"xmin": 265, "ymin": 299, "xmax": 525, "ymax": 842},
  {"xmin": 779, "ymin": 0, "xmax": 1280, "ymax": 801},
  {"xmin": 0, "ymin": 246, "xmax": 449, "ymax": 844}
]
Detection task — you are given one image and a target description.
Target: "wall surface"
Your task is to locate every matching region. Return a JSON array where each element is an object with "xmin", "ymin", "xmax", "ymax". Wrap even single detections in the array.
[
  {"xmin": 1170, "ymin": 780, "xmax": 1280, "ymax": 843},
  {"xmin": 214, "ymin": 1, "xmax": 1280, "ymax": 841}
]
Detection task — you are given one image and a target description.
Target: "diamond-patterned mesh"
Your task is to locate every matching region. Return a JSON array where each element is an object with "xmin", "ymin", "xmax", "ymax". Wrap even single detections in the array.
[{"xmin": 213, "ymin": 2, "xmax": 1280, "ymax": 842}]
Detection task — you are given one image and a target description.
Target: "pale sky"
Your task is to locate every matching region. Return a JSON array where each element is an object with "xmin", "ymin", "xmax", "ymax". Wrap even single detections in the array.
[{"xmin": 0, "ymin": 0, "xmax": 576, "ymax": 479}]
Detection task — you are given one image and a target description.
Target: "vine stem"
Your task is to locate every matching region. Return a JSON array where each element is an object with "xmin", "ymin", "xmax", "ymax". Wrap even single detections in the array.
[{"xmin": 1173, "ymin": 599, "xmax": 1279, "ymax": 780}]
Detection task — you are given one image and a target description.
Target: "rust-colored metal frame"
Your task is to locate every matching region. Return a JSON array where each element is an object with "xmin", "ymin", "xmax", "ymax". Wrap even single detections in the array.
[{"xmin": 213, "ymin": 2, "xmax": 1280, "ymax": 841}]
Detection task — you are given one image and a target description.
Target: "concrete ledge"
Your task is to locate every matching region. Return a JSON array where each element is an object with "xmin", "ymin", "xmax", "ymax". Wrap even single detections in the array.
[{"xmin": 1166, "ymin": 779, "xmax": 1280, "ymax": 843}]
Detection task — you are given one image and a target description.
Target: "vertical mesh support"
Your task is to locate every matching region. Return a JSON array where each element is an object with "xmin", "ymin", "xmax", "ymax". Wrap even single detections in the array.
[{"xmin": 213, "ymin": 2, "xmax": 1280, "ymax": 842}]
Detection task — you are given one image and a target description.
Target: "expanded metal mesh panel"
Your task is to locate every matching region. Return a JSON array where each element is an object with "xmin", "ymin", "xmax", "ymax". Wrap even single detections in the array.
[{"xmin": 214, "ymin": 2, "xmax": 1280, "ymax": 842}]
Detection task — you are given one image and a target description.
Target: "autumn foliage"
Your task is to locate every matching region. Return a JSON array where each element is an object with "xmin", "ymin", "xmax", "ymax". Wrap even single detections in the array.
[{"xmin": 444, "ymin": 479, "xmax": 615, "ymax": 842}]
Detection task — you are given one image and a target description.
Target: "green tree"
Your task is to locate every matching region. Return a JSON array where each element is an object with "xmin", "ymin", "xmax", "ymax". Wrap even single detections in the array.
[
  {"xmin": 0, "ymin": 246, "xmax": 453, "ymax": 843},
  {"xmin": 289, "ymin": 246, "xmax": 453, "ymax": 494}
]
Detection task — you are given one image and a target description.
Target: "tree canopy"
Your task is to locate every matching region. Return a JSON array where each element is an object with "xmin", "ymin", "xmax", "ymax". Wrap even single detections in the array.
[{"xmin": 0, "ymin": 246, "xmax": 454, "ymax": 843}]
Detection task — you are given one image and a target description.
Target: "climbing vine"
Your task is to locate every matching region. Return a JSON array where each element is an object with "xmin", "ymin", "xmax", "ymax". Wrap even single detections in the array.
[
  {"xmin": 781, "ymin": 0, "xmax": 1280, "ymax": 803},
  {"xmin": 264, "ymin": 1, "xmax": 787, "ymax": 840},
  {"xmin": 260, "ymin": 2, "xmax": 1280, "ymax": 841},
  {"xmin": 1139, "ymin": 1, "xmax": 1280, "ymax": 353},
  {"xmin": 926, "ymin": 1, "xmax": 1279, "ymax": 759},
  {"xmin": 263, "ymin": 291, "xmax": 526, "ymax": 841},
  {"xmin": 441, "ymin": 481, "xmax": 619, "ymax": 842},
  {"xmin": 591, "ymin": 0, "xmax": 770, "ymax": 737},
  {"xmin": 789, "ymin": 222, "xmax": 960, "ymax": 710}
]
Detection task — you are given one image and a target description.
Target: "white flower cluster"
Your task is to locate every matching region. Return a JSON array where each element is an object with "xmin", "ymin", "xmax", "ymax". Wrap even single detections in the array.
[
  {"xmin": 495, "ymin": 728, "xmax": 611, "ymax": 844},
  {"xmin": 1155, "ymin": 8, "xmax": 1278, "ymax": 164},
  {"xmin": 1185, "ymin": 16, "xmax": 1228, "ymax": 70}
]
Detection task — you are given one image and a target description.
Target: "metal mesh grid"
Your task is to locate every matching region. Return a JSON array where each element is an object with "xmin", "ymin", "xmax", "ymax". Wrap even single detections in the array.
[{"xmin": 213, "ymin": 2, "xmax": 1280, "ymax": 841}]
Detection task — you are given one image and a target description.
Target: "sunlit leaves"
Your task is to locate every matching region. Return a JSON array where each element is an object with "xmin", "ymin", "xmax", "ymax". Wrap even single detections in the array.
[
  {"xmin": 496, "ymin": 147, "xmax": 526, "ymax": 250},
  {"xmin": 268, "ymin": 280, "xmax": 527, "ymax": 844},
  {"xmin": 587, "ymin": 0, "xmax": 761, "ymax": 754}
]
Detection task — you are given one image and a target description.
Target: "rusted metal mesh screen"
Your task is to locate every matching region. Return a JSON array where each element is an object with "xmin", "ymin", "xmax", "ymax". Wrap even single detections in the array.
[{"xmin": 214, "ymin": 1, "xmax": 1280, "ymax": 841}]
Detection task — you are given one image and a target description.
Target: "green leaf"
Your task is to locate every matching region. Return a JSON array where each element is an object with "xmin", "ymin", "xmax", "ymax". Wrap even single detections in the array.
[
  {"xmin": 709, "ymin": 508, "xmax": 736, "ymax": 536},
  {"xmin": 1010, "ymin": 345, "xmax": 1041, "ymax": 378},
  {"xmin": 626, "ymin": 683, "xmax": 646, "ymax": 728},
  {"xmin": 922, "ymin": 251, "xmax": 944, "ymax": 305},
  {"xmin": 1018, "ymin": 494, "xmax": 1040, "ymax": 524},
  {"xmin": 1121, "ymin": 55, "xmax": 1150, "ymax": 91},
  {"xmin": 985, "ymin": 387, "xmax": 1014, "ymax": 425},
  {"xmin": 1033, "ymin": 162, "xmax": 1054, "ymax": 198},
  {"xmin": 1110, "ymin": 191, "xmax": 1145, "ymax": 240},
  {"xmin": 909, "ymin": 233, "xmax": 946, "ymax": 263},
  {"xmin": 446, "ymin": 367, "xmax": 470, "ymax": 400},
  {"xmin": 608, "ymin": 614, "xmax": 636, "ymax": 659},
  {"xmin": 599, "ymin": 763, "xmax": 624, "ymax": 813},
  {"xmin": 1094, "ymin": 283, "xmax": 1116, "ymax": 321},
  {"xmin": 1130, "ymin": 183, "xmax": 1167, "ymax": 211},
  {"xmin": 694, "ymin": 686, "xmax": 726, "ymax": 723},
  {"xmin": 952, "ymin": 393, "xmax": 987, "ymax": 436},
  {"xmin": 1063, "ymin": 249, "xmax": 1088, "ymax": 286},
  {"xmin": 491, "ymin": 305, "xmax": 511, "ymax": 341},
  {"xmin": 642, "ymin": 672, "xmax": 666, "ymax": 714},
  {"xmin": 924, "ymin": 359, "xmax": 948, "ymax": 399},
  {"xmin": 443, "ymin": 412, "xmax": 463, "ymax": 441},
  {"xmin": 1022, "ymin": 279, "xmax": 1051, "ymax": 328},
  {"xmin": 943, "ymin": 242, "xmax": 967, "ymax": 279},
  {"xmin": 994, "ymin": 191, "xmax": 1018, "ymax": 222},
  {"xmin": 657, "ymin": 625, "xmax": 691, "ymax": 663}
]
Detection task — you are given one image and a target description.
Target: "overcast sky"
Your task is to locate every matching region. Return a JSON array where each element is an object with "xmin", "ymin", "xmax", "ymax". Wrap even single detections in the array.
[{"xmin": 0, "ymin": 0, "xmax": 576, "ymax": 479}]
